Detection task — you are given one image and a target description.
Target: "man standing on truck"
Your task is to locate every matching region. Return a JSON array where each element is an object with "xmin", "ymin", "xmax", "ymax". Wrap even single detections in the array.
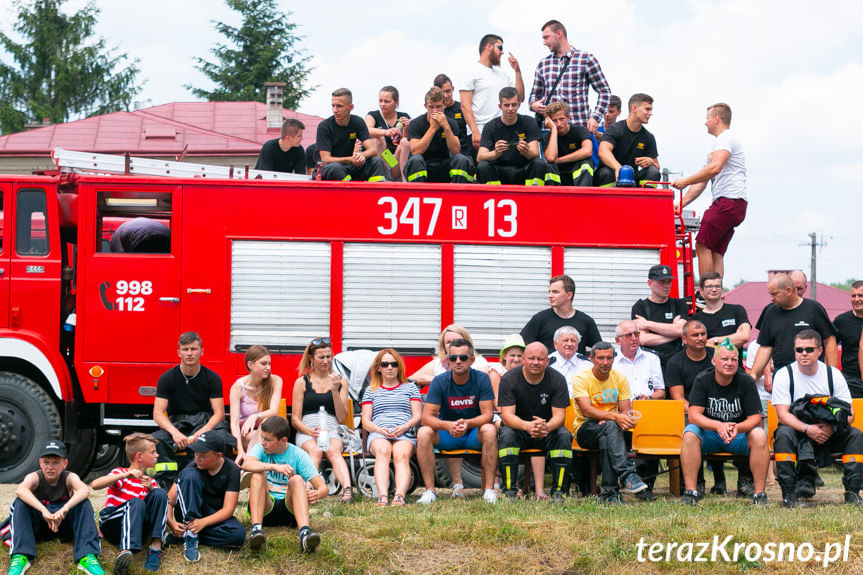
[{"xmin": 152, "ymin": 332, "xmax": 233, "ymax": 488}]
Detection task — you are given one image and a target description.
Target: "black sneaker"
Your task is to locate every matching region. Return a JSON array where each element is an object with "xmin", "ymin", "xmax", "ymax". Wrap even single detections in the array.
[
  {"xmin": 709, "ymin": 482, "xmax": 727, "ymax": 496},
  {"xmin": 844, "ymin": 491, "xmax": 863, "ymax": 505},
  {"xmin": 814, "ymin": 472, "xmax": 825, "ymax": 487},
  {"xmin": 681, "ymin": 489, "xmax": 700, "ymax": 506},
  {"xmin": 550, "ymin": 491, "xmax": 565, "ymax": 505},
  {"xmin": 736, "ymin": 478, "xmax": 755, "ymax": 498},
  {"xmin": 503, "ymin": 489, "xmax": 517, "ymax": 501},
  {"xmin": 796, "ymin": 482, "xmax": 816, "ymax": 499},
  {"xmin": 751, "ymin": 492, "xmax": 768, "ymax": 506},
  {"xmin": 599, "ymin": 491, "xmax": 625, "ymax": 505},
  {"xmin": 113, "ymin": 550, "xmax": 133, "ymax": 575},
  {"xmin": 248, "ymin": 524, "xmax": 266, "ymax": 550},
  {"xmin": 696, "ymin": 482, "xmax": 706, "ymax": 498},
  {"xmin": 694, "ymin": 290, "xmax": 706, "ymax": 310},
  {"xmin": 300, "ymin": 530, "xmax": 321, "ymax": 553},
  {"xmin": 782, "ymin": 494, "xmax": 800, "ymax": 508}
]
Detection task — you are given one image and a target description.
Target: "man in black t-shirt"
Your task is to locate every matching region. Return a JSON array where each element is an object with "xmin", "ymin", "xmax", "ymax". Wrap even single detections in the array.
[
  {"xmin": 254, "ymin": 118, "xmax": 306, "ymax": 174},
  {"xmin": 433, "ymin": 74, "xmax": 474, "ymax": 161},
  {"xmin": 543, "ymin": 102, "xmax": 593, "ymax": 186},
  {"xmin": 751, "ymin": 273, "xmax": 837, "ymax": 381},
  {"xmin": 521, "ymin": 274, "xmax": 602, "ymax": 355},
  {"xmin": 679, "ymin": 343, "xmax": 768, "ymax": 505},
  {"xmin": 631, "ymin": 265, "xmax": 689, "ymax": 370},
  {"xmin": 476, "ymin": 87, "xmax": 551, "ymax": 186},
  {"xmin": 666, "ymin": 320, "xmax": 713, "ymax": 409},
  {"xmin": 835, "ymin": 281, "xmax": 863, "ymax": 397},
  {"xmin": 152, "ymin": 332, "xmax": 232, "ymax": 487},
  {"xmin": 316, "ymin": 88, "xmax": 386, "ymax": 182},
  {"xmin": 166, "ymin": 433, "xmax": 245, "ymax": 560},
  {"xmin": 497, "ymin": 343, "xmax": 572, "ymax": 501},
  {"xmin": 692, "ymin": 272, "xmax": 751, "ymax": 353},
  {"xmin": 404, "ymin": 87, "xmax": 474, "ymax": 184},
  {"xmin": 595, "ymin": 93, "xmax": 660, "ymax": 187}
]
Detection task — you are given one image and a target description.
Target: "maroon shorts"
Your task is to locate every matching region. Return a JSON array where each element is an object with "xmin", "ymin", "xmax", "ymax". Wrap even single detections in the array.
[{"xmin": 696, "ymin": 196, "xmax": 747, "ymax": 255}]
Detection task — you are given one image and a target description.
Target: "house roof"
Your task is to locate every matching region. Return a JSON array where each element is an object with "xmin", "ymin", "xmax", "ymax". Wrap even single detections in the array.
[
  {"xmin": 722, "ymin": 281, "xmax": 851, "ymax": 343},
  {"xmin": 0, "ymin": 102, "xmax": 322, "ymax": 157}
]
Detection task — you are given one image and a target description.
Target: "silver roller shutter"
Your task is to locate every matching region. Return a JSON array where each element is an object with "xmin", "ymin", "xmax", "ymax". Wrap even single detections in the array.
[
  {"xmin": 342, "ymin": 243, "xmax": 441, "ymax": 351},
  {"xmin": 454, "ymin": 245, "xmax": 551, "ymax": 353},
  {"xmin": 230, "ymin": 240, "xmax": 330, "ymax": 350},
  {"xmin": 564, "ymin": 248, "xmax": 661, "ymax": 341}
]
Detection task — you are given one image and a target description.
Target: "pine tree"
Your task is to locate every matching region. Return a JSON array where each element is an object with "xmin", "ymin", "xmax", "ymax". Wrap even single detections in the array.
[
  {"xmin": 188, "ymin": 0, "xmax": 314, "ymax": 108},
  {"xmin": 0, "ymin": 0, "xmax": 142, "ymax": 134}
]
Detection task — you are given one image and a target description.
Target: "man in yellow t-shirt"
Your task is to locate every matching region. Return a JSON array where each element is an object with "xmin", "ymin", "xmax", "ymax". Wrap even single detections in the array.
[{"xmin": 572, "ymin": 342, "xmax": 647, "ymax": 503}]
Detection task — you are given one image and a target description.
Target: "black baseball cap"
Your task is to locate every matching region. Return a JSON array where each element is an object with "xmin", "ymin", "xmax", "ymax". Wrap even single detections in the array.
[
  {"xmin": 187, "ymin": 432, "xmax": 225, "ymax": 454},
  {"xmin": 648, "ymin": 265, "xmax": 674, "ymax": 280},
  {"xmin": 40, "ymin": 439, "xmax": 67, "ymax": 458}
]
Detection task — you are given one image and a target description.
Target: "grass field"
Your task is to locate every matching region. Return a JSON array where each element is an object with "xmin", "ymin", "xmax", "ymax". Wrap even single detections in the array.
[{"xmin": 4, "ymin": 465, "xmax": 863, "ymax": 574}]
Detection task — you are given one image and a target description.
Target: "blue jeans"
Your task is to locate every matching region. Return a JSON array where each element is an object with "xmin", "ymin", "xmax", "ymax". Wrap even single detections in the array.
[{"xmin": 684, "ymin": 423, "xmax": 750, "ymax": 455}]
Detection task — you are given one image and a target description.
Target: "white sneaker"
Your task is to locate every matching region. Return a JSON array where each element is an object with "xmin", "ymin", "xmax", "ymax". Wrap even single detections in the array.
[
  {"xmin": 418, "ymin": 490, "xmax": 437, "ymax": 505},
  {"xmin": 483, "ymin": 489, "xmax": 498, "ymax": 504}
]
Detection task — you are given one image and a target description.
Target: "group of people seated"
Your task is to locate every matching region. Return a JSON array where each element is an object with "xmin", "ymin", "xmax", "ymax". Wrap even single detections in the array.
[{"xmin": 5, "ymin": 270, "xmax": 861, "ymax": 574}]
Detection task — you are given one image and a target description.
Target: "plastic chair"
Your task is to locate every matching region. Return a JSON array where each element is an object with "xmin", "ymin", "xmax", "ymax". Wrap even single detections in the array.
[{"xmin": 630, "ymin": 399, "xmax": 685, "ymax": 495}]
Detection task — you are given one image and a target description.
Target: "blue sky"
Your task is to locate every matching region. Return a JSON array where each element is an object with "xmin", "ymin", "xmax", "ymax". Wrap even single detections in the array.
[{"xmin": 1, "ymin": 0, "xmax": 861, "ymax": 286}]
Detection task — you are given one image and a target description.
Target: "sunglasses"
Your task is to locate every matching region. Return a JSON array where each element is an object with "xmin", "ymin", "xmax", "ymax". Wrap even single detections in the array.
[
  {"xmin": 448, "ymin": 354, "xmax": 470, "ymax": 362},
  {"xmin": 795, "ymin": 346, "xmax": 818, "ymax": 354},
  {"xmin": 379, "ymin": 361, "xmax": 399, "ymax": 368},
  {"xmin": 310, "ymin": 337, "xmax": 331, "ymax": 346},
  {"xmin": 496, "ymin": 44, "xmax": 504, "ymax": 51}
]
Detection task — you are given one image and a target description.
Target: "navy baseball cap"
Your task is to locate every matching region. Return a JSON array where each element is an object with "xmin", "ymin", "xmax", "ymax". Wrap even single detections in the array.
[
  {"xmin": 188, "ymin": 432, "xmax": 225, "ymax": 454},
  {"xmin": 40, "ymin": 439, "xmax": 67, "ymax": 458},
  {"xmin": 648, "ymin": 265, "xmax": 674, "ymax": 280}
]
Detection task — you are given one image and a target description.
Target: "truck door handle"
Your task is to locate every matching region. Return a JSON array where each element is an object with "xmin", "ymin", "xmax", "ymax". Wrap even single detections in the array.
[
  {"xmin": 159, "ymin": 297, "xmax": 180, "ymax": 303},
  {"xmin": 186, "ymin": 288, "xmax": 211, "ymax": 294}
]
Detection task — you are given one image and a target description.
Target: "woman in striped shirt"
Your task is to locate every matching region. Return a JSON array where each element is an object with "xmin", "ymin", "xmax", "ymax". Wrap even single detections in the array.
[{"xmin": 361, "ymin": 349, "xmax": 422, "ymax": 506}]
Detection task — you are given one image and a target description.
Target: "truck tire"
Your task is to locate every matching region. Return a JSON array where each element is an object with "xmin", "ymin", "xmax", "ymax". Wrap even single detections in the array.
[
  {"xmin": 66, "ymin": 428, "xmax": 97, "ymax": 477},
  {"xmin": 0, "ymin": 372, "xmax": 63, "ymax": 483}
]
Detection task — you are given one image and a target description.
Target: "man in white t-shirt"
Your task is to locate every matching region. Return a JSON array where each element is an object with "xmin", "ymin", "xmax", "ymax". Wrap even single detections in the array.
[
  {"xmin": 459, "ymin": 33, "xmax": 524, "ymax": 151},
  {"xmin": 672, "ymin": 103, "xmax": 747, "ymax": 278},
  {"xmin": 771, "ymin": 330, "xmax": 863, "ymax": 507}
]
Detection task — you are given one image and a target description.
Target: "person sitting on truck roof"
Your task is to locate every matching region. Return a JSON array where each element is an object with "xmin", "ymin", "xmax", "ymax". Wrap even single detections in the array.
[
  {"xmin": 404, "ymin": 87, "xmax": 474, "ymax": 184},
  {"xmin": 365, "ymin": 85, "xmax": 411, "ymax": 181},
  {"xmin": 291, "ymin": 337, "xmax": 355, "ymax": 504},
  {"xmin": 476, "ymin": 87, "xmax": 551, "ymax": 186},
  {"xmin": 152, "ymin": 332, "xmax": 233, "ymax": 489},
  {"xmin": 317, "ymin": 88, "xmax": 387, "ymax": 182},
  {"xmin": 594, "ymin": 93, "xmax": 660, "ymax": 187},
  {"xmin": 254, "ymin": 118, "xmax": 306, "ymax": 175},
  {"xmin": 543, "ymin": 102, "xmax": 594, "ymax": 186},
  {"xmin": 109, "ymin": 217, "xmax": 170, "ymax": 253}
]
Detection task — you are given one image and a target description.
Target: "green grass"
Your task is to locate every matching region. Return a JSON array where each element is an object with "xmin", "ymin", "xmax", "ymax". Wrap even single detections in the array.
[{"xmin": 7, "ymin": 466, "xmax": 863, "ymax": 574}]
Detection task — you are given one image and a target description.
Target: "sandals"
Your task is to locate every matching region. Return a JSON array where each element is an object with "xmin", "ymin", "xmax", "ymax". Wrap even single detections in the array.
[
  {"xmin": 391, "ymin": 494, "xmax": 406, "ymax": 507},
  {"xmin": 340, "ymin": 486, "xmax": 355, "ymax": 504},
  {"xmin": 375, "ymin": 495, "xmax": 388, "ymax": 507}
]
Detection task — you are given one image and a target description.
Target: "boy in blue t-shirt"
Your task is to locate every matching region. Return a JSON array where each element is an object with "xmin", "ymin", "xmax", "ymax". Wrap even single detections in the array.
[{"xmin": 242, "ymin": 416, "xmax": 328, "ymax": 553}]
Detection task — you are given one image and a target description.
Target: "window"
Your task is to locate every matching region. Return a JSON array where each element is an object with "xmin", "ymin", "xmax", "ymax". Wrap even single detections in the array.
[
  {"xmin": 96, "ymin": 191, "xmax": 172, "ymax": 253},
  {"xmin": 16, "ymin": 189, "xmax": 48, "ymax": 256}
]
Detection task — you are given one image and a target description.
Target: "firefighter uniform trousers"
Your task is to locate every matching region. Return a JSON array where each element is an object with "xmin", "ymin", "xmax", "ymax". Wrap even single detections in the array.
[
  {"xmin": 9, "ymin": 498, "xmax": 101, "ymax": 561},
  {"xmin": 594, "ymin": 164, "xmax": 660, "ymax": 187},
  {"xmin": 320, "ymin": 157, "xmax": 387, "ymax": 182},
  {"xmin": 99, "ymin": 488, "xmax": 169, "ymax": 552},
  {"xmin": 173, "ymin": 467, "xmax": 245, "ymax": 548},
  {"xmin": 544, "ymin": 160, "xmax": 594, "ymax": 186},
  {"xmin": 774, "ymin": 424, "xmax": 863, "ymax": 495},
  {"xmin": 498, "ymin": 425, "xmax": 572, "ymax": 494},
  {"xmin": 476, "ymin": 158, "xmax": 554, "ymax": 186},
  {"xmin": 404, "ymin": 154, "xmax": 474, "ymax": 183}
]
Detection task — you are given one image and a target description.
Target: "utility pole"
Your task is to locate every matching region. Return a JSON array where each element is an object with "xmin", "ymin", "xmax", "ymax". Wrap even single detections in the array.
[{"xmin": 809, "ymin": 232, "xmax": 818, "ymax": 300}]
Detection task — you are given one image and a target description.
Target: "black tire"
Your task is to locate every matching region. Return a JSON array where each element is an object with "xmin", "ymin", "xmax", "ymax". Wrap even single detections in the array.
[
  {"xmin": 434, "ymin": 459, "xmax": 452, "ymax": 488},
  {"xmin": 460, "ymin": 458, "xmax": 483, "ymax": 489},
  {"xmin": 66, "ymin": 427, "xmax": 97, "ymax": 478},
  {"xmin": 406, "ymin": 459, "xmax": 420, "ymax": 495},
  {"xmin": 83, "ymin": 442, "xmax": 124, "ymax": 483},
  {"xmin": 0, "ymin": 372, "xmax": 62, "ymax": 483}
]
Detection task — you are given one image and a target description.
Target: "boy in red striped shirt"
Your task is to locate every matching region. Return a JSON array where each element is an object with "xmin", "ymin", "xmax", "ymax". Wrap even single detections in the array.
[{"xmin": 90, "ymin": 433, "xmax": 168, "ymax": 575}]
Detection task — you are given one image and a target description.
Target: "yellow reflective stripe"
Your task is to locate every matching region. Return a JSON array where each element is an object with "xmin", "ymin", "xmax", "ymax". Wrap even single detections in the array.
[
  {"xmin": 549, "ymin": 449, "xmax": 572, "ymax": 459},
  {"xmin": 407, "ymin": 170, "xmax": 427, "ymax": 181},
  {"xmin": 154, "ymin": 462, "xmax": 178, "ymax": 472},
  {"xmin": 498, "ymin": 447, "xmax": 520, "ymax": 458},
  {"xmin": 486, "ymin": 180, "xmax": 502, "ymax": 185},
  {"xmin": 600, "ymin": 181, "xmax": 616, "ymax": 187},
  {"xmin": 556, "ymin": 468, "xmax": 565, "ymax": 489},
  {"xmin": 638, "ymin": 180, "xmax": 657, "ymax": 187},
  {"xmin": 504, "ymin": 466, "xmax": 513, "ymax": 490},
  {"xmin": 525, "ymin": 178, "xmax": 544, "ymax": 186},
  {"xmin": 368, "ymin": 175, "xmax": 385, "ymax": 182},
  {"xmin": 545, "ymin": 172, "xmax": 561, "ymax": 183},
  {"xmin": 573, "ymin": 164, "xmax": 594, "ymax": 176},
  {"xmin": 449, "ymin": 169, "xmax": 474, "ymax": 182},
  {"xmin": 342, "ymin": 175, "xmax": 352, "ymax": 182}
]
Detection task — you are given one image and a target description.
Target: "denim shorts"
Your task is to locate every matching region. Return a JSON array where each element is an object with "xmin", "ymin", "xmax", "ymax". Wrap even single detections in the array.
[
  {"xmin": 436, "ymin": 427, "xmax": 481, "ymax": 451},
  {"xmin": 683, "ymin": 423, "xmax": 750, "ymax": 455}
]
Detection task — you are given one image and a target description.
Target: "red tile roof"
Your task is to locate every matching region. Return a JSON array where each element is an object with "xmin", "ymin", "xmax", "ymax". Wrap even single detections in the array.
[{"xmin": 0, "ymin": 102, "xmax": 323, "ymax": 157}]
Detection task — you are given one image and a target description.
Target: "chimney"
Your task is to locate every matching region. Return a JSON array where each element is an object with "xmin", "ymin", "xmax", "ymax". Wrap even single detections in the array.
[{"xmin": 265, "ymin": 82, "xmax": 286, "ymax": 131}]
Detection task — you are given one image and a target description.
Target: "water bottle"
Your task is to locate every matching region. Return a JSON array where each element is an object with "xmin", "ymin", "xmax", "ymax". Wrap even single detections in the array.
[
  {"xmin": 391, "ymin": 119, "xmax": 403, "ymax": 145},
  {"xmin": 316, "ymin": 406, "xmax": 330, "ymax": 450}
]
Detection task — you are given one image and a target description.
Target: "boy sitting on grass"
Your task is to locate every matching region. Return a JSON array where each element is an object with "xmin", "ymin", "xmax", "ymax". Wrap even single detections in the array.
[
  {"xmin": 90, "ymin": 433, "xmax": 168, "ymax": 574},
  {"xmin": 242, "ymin": 416, "xmax": 327, "ymax": 553},
  {"xmin": 5, "ymin": 440, "xmax": 104, "ymax": 575}
]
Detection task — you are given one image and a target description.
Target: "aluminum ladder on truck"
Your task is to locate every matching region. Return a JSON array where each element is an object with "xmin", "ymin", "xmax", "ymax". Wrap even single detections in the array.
[{"xmin": 51, "ymin": 147, "xmax": 311, "ymax": 181}]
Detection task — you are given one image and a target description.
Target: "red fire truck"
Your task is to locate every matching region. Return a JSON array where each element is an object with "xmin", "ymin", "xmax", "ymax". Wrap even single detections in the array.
[{"xmin": 0, "ymin": 149, "xmax": 695, "ymax": 482}]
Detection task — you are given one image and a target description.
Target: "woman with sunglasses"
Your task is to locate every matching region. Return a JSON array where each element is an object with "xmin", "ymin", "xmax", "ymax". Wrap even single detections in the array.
[
  {"xmin": 292, "ymin": 337, "xmax": 354, "ymax": 503},
  {"xmin": 360, "ymin": 349, "xmax": 422, "ymax": 506},
  {"xmin": 229, "ymin": 345, "xmax": 283, "ymax": 466}
]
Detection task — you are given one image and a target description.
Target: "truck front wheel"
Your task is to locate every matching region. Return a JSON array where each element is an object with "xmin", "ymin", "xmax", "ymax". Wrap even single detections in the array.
[{"xmin": 0, "ymin": 372, "xmax": 63, "ymax": 482}]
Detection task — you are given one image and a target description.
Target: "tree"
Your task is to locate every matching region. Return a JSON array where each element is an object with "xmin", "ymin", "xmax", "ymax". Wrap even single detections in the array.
[
  {"xmin": 188, "ymin": 0, "xmax": 313, "ymax": 108},
  {"xmin": 0, "ymin": 0, "xmax": 142, "ymax": 135},
  {"xmin": 830, "ymin": 279, "xmax": 857, "ymax": 292}
]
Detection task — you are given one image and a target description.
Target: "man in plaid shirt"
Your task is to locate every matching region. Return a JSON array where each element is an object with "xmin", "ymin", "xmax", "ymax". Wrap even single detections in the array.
[{"xmin": 529, "ymin": 20, "xmax": 611, "ymax": 134}]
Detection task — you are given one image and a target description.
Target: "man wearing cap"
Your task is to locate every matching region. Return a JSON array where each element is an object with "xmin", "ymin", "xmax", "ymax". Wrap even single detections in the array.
[
  {"xmin": 5, "ymin": 440, "xmax": 104, "ymax": 575},
  {"xmin": 152, "ymin": 332, "xmax": 232, "ymax": 488},
  {"xmin": 165, "ymin": 433, "xmax": 245, "ymax": 562},
  {"xmin": 631, "ymin": 265, "xmax": 688, "ymax": 370},
  {"xmin": 594, "ymin": 93, "xmax": 660, "ymax": 187},
  {"xmin": 672, "ymin": 103, "xmax": 747, "ymax": 278},
  {"xmin": 679, "ymin": 342, "xmax": 769, "ymax": 505},
  {"xmin": 522, "ymin": 274, "xmax": 602, "ymax": 356}
]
